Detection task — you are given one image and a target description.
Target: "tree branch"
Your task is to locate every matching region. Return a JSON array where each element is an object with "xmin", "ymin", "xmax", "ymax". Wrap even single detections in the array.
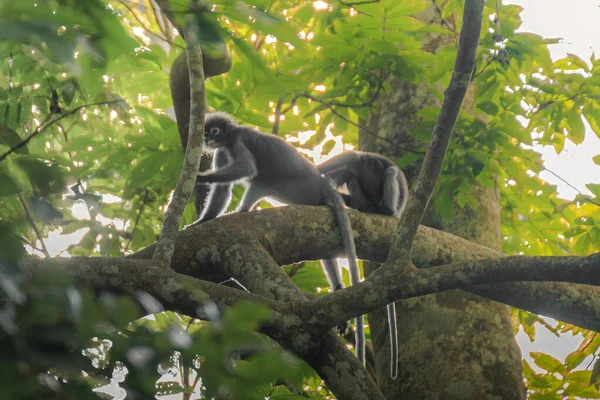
[
  {"xmin": 23, "ymin": 205, "xmax": 600, "ymax": 399},
  {"xmin": 153, "ymin": 17, "xmax": 206, "ymax": 266},
  {"xmin": 131, "ymin": 206, "xmax": 600, "ymax": 332},
  {"xmin": 379, "ymin": 0, "xmax": 484, "ymax": 271},
  {"xmin": 307, "ymin": 252, "xmax": 600, "ymax": 332}
]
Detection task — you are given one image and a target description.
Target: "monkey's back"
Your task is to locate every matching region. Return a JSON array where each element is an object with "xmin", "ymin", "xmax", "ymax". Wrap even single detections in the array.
[
  {"xmin": 353, "ymin": 151, "xmax": 408, "ymax": 215},
  {"xmin": 240, "ymin": 128, "xmax": 320, "ymax": 181}
]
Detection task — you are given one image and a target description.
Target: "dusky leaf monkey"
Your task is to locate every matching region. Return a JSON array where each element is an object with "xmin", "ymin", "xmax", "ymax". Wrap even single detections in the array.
[
  {"xmin": 195, "ymin": 112, "xmax": 364, "ymax": 363},
  {"xmin": 318, "ymin": 150, "xmax": 409, "ymax": 380}
]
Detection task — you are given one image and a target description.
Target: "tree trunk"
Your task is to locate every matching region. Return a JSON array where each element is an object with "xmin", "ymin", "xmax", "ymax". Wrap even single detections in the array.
[{"xmin": 361, "ymin": 75, "xmax": 525, "ymax": 398}]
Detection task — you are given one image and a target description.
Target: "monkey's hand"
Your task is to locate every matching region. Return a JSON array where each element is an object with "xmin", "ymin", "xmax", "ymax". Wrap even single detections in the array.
[{"xmin": 196, "ymin": 173, "xmax": 211, "ymax": 184}]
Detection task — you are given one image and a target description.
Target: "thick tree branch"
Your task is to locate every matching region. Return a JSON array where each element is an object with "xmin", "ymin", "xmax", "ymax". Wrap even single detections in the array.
[
  {"xmin": 132, "ymin": 206, "xmax": 600, "ymax": 332},
  {"xmin": 307, "ymin": 253, "xmax": 600, "ymax": 332},
  {"xmin": 381, "ymin": 0, "xmax": 484, "ymax": 270},
  {"xmin": 153, "ymin": 18, "xmax": 206, "ymax": 265}
]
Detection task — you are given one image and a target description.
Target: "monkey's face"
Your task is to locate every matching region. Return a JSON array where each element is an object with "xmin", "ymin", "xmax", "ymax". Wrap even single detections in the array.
[
  {"xmin": 205, "ymin": 126, "xmax": 222, "ymax": 149},
  {"xmin": 203, "ymin": 121, "xmax": 228, "ymax": 149}
]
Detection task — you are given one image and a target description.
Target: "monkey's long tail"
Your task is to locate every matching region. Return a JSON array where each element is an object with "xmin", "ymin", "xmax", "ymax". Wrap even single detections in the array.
[
  {"xmin": 322, "ymin": 180, "xmax": 366, "ymax": 366},
  {"xmin": 387, "ymin": 303, "xmax": 398, "ymax": 379}
]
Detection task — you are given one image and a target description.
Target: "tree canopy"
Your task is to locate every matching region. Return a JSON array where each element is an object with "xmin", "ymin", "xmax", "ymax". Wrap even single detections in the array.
[{"xmin": 1, "ymin": 0, "xmax": 599, "ymax": 399}]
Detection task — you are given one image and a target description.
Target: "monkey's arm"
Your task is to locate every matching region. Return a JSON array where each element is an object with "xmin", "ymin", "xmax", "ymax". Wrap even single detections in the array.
[
  {"xmin": 197, "ymin": 144, "xmax": 257, "ymax": 183},
  {"xmin": 198, "ymin": 149, "xmax": 233, "ymax": 222}
]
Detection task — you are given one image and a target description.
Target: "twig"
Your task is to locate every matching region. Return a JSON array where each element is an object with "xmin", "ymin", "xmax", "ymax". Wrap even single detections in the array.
[
  {"xmin": 337, "ymin": 0, "xmax": 379, "ymax": 7},
  {"xmin": 152, "ymin": 15, "xmax": 206, "ymax": 266},
  {"xmin": 123, "ymin": 188, "xmax": 150, "ymax": 255},
  {"xmin": 218, "ymin": 278, "xmax": 249, "ymax": 292},
  {"xmin": 119, "ymin": 0, "xmax": 182, "ymax": 48},
  {"xmin": 272, "ymin": 96, "xmax": 284, "ymax": 135},
  {"xmin": 287, "ymin": 262, "xmax": 305, "ymax": 279},
  {"xmin": 542, "ymin": 168, "xmax": 600, "ymax": 207},
  {"xmin": 378, "ymin": 0, "xmax": 484, "ymax": 271},
  {"xmin": 431, "ymin": 0, "xmax": 454, "ymax": 31},
  {"xmin": 18, "ymin": 193, "xmax": 51, "ymax": 258},
  {"xmin": 0, "ymin": 100, "xmax": 122, "ymax": 163},
  {"xmin": 543, "ymin": 168, "xmax": 582, "ymax": 195}
]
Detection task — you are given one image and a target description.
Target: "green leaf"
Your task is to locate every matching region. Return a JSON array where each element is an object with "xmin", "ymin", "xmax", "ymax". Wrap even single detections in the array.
[
  {"xmin": 14, "ymin": 156, "xmax": 67, "ymax": 196},
  {"xmin": 364, "ymin": 39, "xmax": 398, "ymax": 55},
  {"xmin": 0, "ymin": 221, "xmax": 26, "ymax": 261},
  {"xmin": 472, "ymin": 161, "xmax": 484, "ymax": 177},
  {"xmin": 593, "ymin": 358, "xmax": 600, "ymax": 389},
  {"xmin": 562, "ymin": 53, "xmax": 590, "ymax": 72},
  {"xmin": 531, "ymin": 352, "xmax": 564, "ymax": 374},
  {"xmin": 0, "ymin": 124, "xmax": 27, "ymax": 154},
  {"xmin": 230, "ymin": 36, "xmax": 271, "ymax": 77},
  {"xmin": 575, "ymin": 232, "xmax": 591, "ymax": 254},
  {"xmin": 125, "ymin": 152, "xmax": 167, "ymax": 194},
  {"xmin": 587, "ymin": 183, "xmax": 600, "ymax": 197},
  {"xmin": 566, "ymin": 109, "xmax": 585, "ymax": 144},
  {"xmin": 477, "ymin": 101, "xmax": 500, "ymax": 116},
  {"xmin": 0, "ymin": 167, "xmax": 20, "ymax": 196},
  {"xmin": 385, "ymin": 0, "xmax": 429, "ymax": 16},
  {"xmin": 433, "ymin": 190, "xmax": 454, "ymax": 220},
  {"xmin": 593, "ymin": 154, "xmax": 600, "ymax": 165}
]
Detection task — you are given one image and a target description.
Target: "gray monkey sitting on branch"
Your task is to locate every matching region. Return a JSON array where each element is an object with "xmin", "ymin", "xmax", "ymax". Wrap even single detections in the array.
[{"xmin": 318, "ymin": 150, "xmax": 409, "ymax": 379}]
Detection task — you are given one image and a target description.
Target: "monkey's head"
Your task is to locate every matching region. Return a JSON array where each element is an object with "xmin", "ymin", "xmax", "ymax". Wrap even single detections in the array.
[{"xmin": 203, "ymin": 112, "xmax": 237, "ymax": 149}]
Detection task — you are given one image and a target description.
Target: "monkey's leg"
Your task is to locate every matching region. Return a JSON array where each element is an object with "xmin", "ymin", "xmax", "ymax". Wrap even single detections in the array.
[
  {"xmin": 198, "ymin": 183, "xmax": 233, "ymax": 222},
  {"xmin": 196, "ymin": 150, "xmax": 233, "ymax": 222},
  {"xmin": 321, "ymin": 259, "xmax": 343, "ymax": 291},
  {"xmin": 237, "ymin": 183, "xmax": 266, "ymax": 212}
]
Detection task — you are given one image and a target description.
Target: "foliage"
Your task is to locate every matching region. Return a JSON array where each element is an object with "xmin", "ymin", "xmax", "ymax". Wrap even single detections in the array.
[
  {"xmin": 0, "ymin": 259, "xmax": 310, "ymax": 398},
  {"xmin": 0, "ymin": 0, "xmax": 599, "ymax": 398}
]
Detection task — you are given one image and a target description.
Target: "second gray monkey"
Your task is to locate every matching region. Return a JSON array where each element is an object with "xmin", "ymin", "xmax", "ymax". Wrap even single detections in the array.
[{"xmin": 318, "ymin": 150, "xmax": 409, "ymax": 380}]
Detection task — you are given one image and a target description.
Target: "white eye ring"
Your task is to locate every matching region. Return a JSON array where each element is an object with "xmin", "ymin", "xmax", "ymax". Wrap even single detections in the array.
[{"xmin": 209, "ymin": 127, "xmax": 220, "ymax": 135}]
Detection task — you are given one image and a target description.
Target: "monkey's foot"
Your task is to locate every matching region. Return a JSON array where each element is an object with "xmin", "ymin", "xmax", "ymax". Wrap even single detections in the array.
[{"xmin": 336, "ymin": 321, "xmax": 350, "ymax": 336}]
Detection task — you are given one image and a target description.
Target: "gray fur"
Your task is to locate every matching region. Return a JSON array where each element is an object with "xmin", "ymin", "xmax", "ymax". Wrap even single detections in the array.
[
  {"xmin": 318, "ymin": 150, "xmax": 409, "ymax": 380},
  {"xmin": 196, "ymin": 113, "xmax": 362, "ymax": 360}
]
